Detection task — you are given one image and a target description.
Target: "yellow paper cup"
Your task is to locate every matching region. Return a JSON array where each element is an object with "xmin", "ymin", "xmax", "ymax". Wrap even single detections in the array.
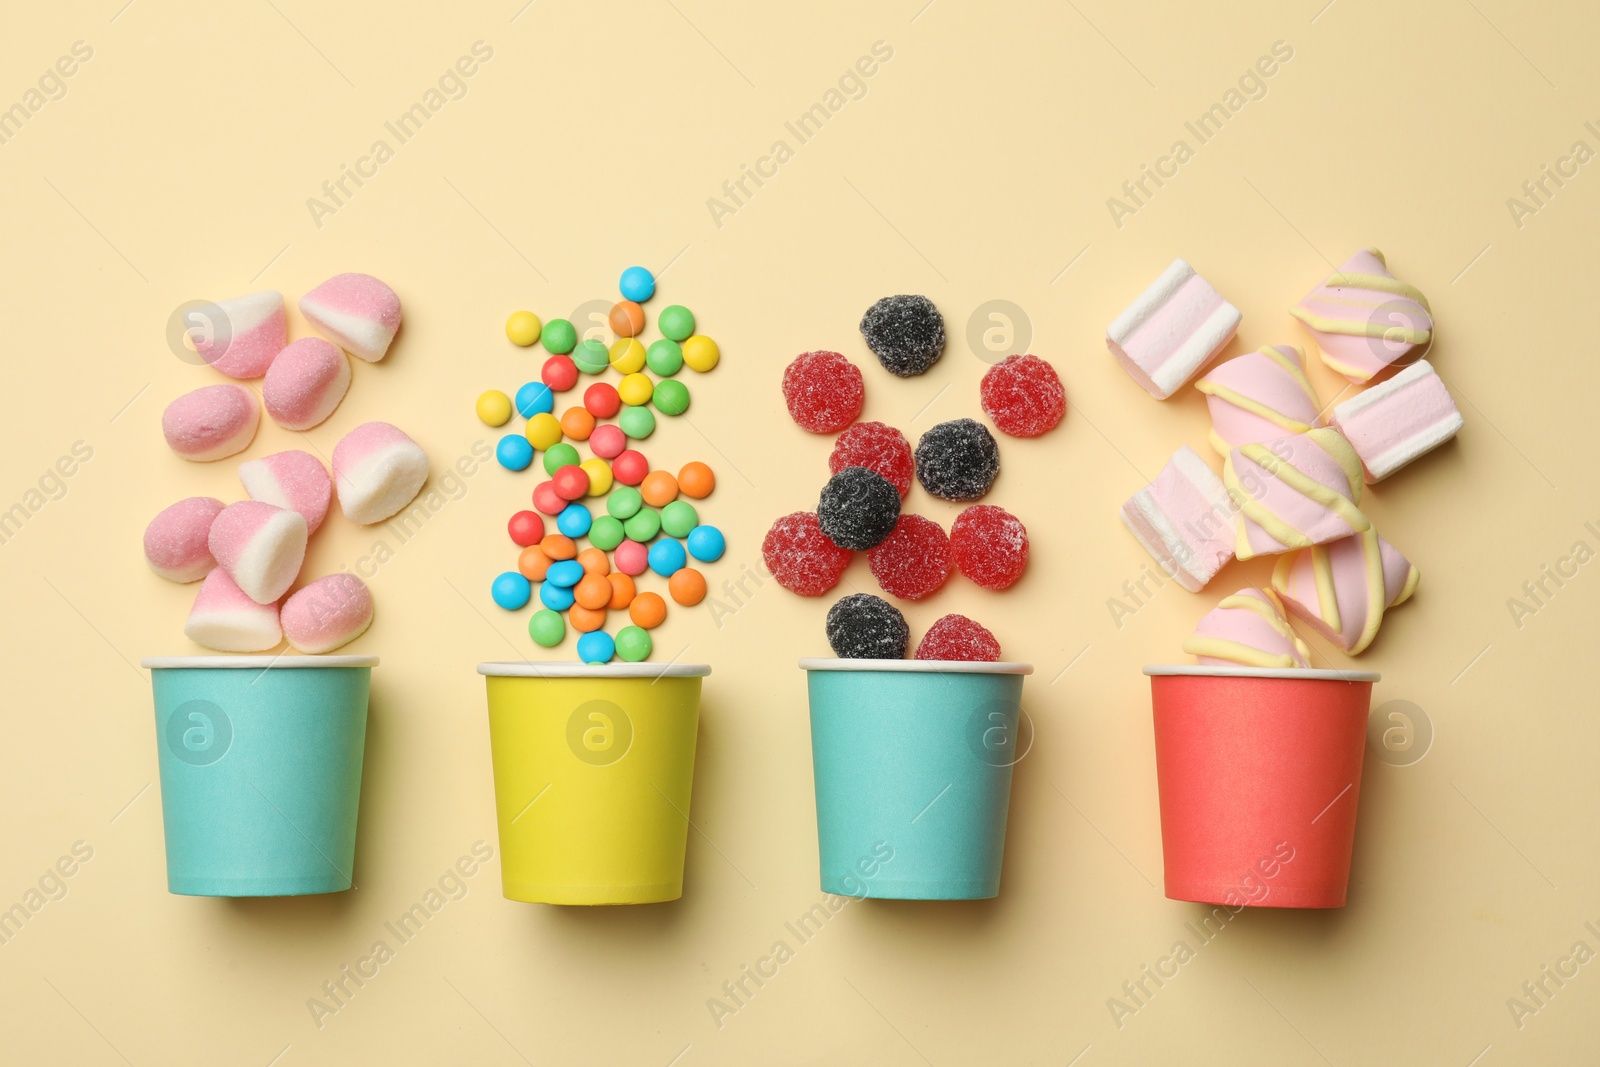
[{"xmin": 477, "ymin": 662, "xmax": 710, "ymax": 905}]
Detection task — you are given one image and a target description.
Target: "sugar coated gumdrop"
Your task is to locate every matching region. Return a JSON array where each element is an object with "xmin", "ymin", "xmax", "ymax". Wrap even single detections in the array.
[
  {"xmin": 239, "ymin": 450, "xmax": 334, "ymax": 535},
  {"xmin": 300, "ymin": 272, "xmax": 402, "ymax": 362},
  {"xmin": 829, "ymin": 422, "xmax": 913, "ymax": 498},
  {"xmin": 859, "ymin": 294, "xmax": 945, "ymax": 377},
  {"xmin": 762, "ymin": 512, "xmax": 851, "ymax": 596},
  {"xmin": 915, "ymin": 614, "xmax": 1002, "ymax": 661},
  {"xmin": 818, "ymin": 466, "xmax": 901, "ymax": 551},
  {"xmin": 281, "ymin": 573, "xmax": 374, "ymax": 653},
  {"xmin": 867, "ymin": 515, "xmax": 952, "ymax": 601},
  {"xmin": 951, "ymin": 504, "xmax": 1029, "ymax": 590},
  {"xmin": 783, "ymin": 350, "xmax": 863, "ymax": 433},
  {"xmin": 915, "ymin": 418, "xmax": 1000, "ymax": 501},
  {"xmin": 825, "ymin": 594, "xmax": 908, "ymax": 659},
  {"xmin": 980, "ymin": 354, "xmax": 1066, "ymax": 438}
]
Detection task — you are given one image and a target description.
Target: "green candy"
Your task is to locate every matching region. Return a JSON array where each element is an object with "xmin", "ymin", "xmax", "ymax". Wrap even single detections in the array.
[
  {"xmin": 652, "ymin": 379, "xmax": 690, "ymax": 415},
  {"xmin": 658, "ymin": 305, "xmax": 695, "ymax": 343},
  {"xmin": 623, "ymin": 507, "xmax": 661, "ymax": 542},
  {"xmin": 618, "ymin": 404, "xmax": 656, "ymax": 439},
  {"xmin": 588, "ymin": 515, "xmax": 625, "ymax": 551},
  {"xmin": 528, "ymin": 609, "xmax": 565, "ymax": 648},
  {"xmin": 660, "ymin": 500, "xmax": 699, "ymax": 538},
  {"xmin": 607, "ymin": 485, "xmax": 643, "ymax": 519},
  {"xmin": 543, "ymin": 442, "xmax": 580, "ymax": 474},
  {"xmin": 645, "ymin": 339, "xmax": 684, "ymax": 376},
  {"xmin": 573, "ymin": 338, "xmax": 610, "ymax": 374},
  {"xmin": 542, "ymin": 318, "xmax": 577, "ymax": 355},
  {"xmin": 614, "ymin": 625, "xmax": 652, "ymax": 662}
]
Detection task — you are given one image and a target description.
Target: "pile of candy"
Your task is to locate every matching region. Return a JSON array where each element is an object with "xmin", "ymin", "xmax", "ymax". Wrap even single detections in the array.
[
  {"xmin": 766, "ymin": 294, "xmax": 1066, "ymax": 662},
  {"xmin": 481, "ymin": 266, "xmax": 726, "ymax": 664},
  {"xmin": 144, "ymin": 273, "xmax": 426, "ymax": 653},
  {"xmin": 1105, "ymin": 251, "xmax": 1455, "ymax": 662}
]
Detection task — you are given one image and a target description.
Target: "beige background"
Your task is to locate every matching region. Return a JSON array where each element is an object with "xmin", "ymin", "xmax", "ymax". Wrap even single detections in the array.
[{"xmin": 1, "ymin": 0, "xmax": 1596, "ymax": 1063}]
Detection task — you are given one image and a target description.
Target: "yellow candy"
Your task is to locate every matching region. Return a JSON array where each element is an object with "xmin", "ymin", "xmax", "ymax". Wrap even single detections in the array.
[
  {"xmin": 618, "ymin": 372, "xmax": 655, "ymax": 407},
  {"xmin": 609, "ymin": 338, "xmax": 647, "ymax": 374},
  {"xmin": 682, "ymin": 334, "xmax": 720, "ymax": 372},
  {"xmin": 477, "ymin": 389, "xmax": 513, "ymax": 427},
  {"xmin": 506, "ymin": 311, "xmax": 542, "ymax": 347},
  {"xmin": 525, "ymin": 411, "xmax": 563, "ymax": 449},
  {"xmin": 580, "ymin": 457, "xmax": 614, "ymax": 496}
]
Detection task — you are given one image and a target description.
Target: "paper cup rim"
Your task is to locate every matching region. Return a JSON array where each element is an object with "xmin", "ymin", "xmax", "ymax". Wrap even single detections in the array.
[
  {"xmin": 1143, "ymin": 664, "xmax": 1379, "ymax": 682},
  {"xmin": 477, "ymin": 661, "xmax": 711, "ymax": 678},
  {"xmin": 141, "ymin": 655, "xmax": 378, "ymax": 670},
  {"xmin": 798, "ymin": 658, "xmax": 1033, "ymax": 676}
]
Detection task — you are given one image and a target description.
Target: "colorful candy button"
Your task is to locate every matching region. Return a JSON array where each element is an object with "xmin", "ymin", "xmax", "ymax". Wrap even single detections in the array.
[
  {"xmin": 516, "ymin": 381, "xmax": 555, "ymax": 417},
  {"xmin": 506, "ymin": 311, "xmax": 542, "ymax": 347},
  {"xmin": 687, "ymin": 524, "xmax": 726, "ymax": 561},
  {"xmin": 615, "ymin": 624, "xmax": 652, "ymax": 661},
  {"xmin": 576, "ymin": 629, "xmax": 615, "ymax": 664},
  {"xmin": 477, "ymin": 390, "xmax": 513, "ymax": 426},
  {"xmin": 497, "ymin": 435, "xmax": 534, "ymax": 471},
  {"xmin": 648, "ymin": 538, "xmax": 687, "ymax": 577},
  {"xmin": 669, "ymin": 567, "xmax": 706, "ymax": 606},
  {"xmin": 508, "ymin": 510, "xmax": 544, "ymax": 546},
  {"xmin": 573, "ymin": 338, "xmax": 610, "ymax": 374},
  {"xmin": 658, "ymin": 305, "xmax": 695, "ymax": 343},
  {"xmin": 682, "ymin": 335, "xmax": 719, "ymax": 372},
  {"xmin": 560, "ymin": 406, "xmax": 595, "ymax": 441},
  {"xmin": 623, "ymin": 507, "xmax": 661, "ymax": 542},
  {"xmin": 646, "ymin": 339, "xmax": 684, "ymax": 377},
  {"xmin": 528, "ymin": 608, "xmax": 565, "ymax": 647},
  {"xmin": 609, "ymin": 338, "xmax": 647, "ymax": 374},
  {"xmin": 525, "ymin": 412, "xmax": 563, "ymax": 449},
  {"xmin": 629, "ymin": 591, "xmax": 666, "ymax": 628},
  {"xmin": 652, "ymin": 379, "xmax": 690, "ymax": 415},
  {"xmin": 590, "ymin": 424, "xmax": 626, "ymax": 459},
  {"xmin": 542, "ymin": 318, "xmax": 577, "ymax": 355},
  {"xmin": 556, "ymin": 502, "xmax": 593, "ymax": 538},
  {"xmin": 618, "ymin": 373, "xmax": 655, "ymax": 407},
  {"xmin": 491, "ymin": 571, "xmax": 532, "ymax": 609},
  {"xmin": 619, "ymin": 266, "xmax": 655, "ymax": 302},
  {"xmin": 607, "ymin": 485, "xmax": 644, "ymax": 519},
  {"xmin": 615, "ymin": 540, "xmax": 649, "ymax": 576},
  {"xmin": 641, "ymin": 470, "xmax": 678, "ymax": 507},
  {"xmin": 540, "ymin": 581, "xmax": 577, "ymax": 611},
  {"xmin": 580, "ymin": 457, "xmax": 613, "ymax": 496},
  {"xmin": 543, "ymin": 443, "xmax": 581, "ymax": 474},
  {"xmin": 546, "ymin": 559, "xmax": 584, "ymax": 588},
  {"xmin": 610, "ymin": 301, "xmax": 645, "ymax": 338},
  {"xmin": 589, "ymin": 515, "xmax": 625, "ymax": 550},
  {"xmin": 661, "ymin": 500, "xmax": 698, "ymax": 538},
  {"xmin": 585, "ymin": 383, "xmax": 621, "ymax": 419},
  {"xmin": 618, "ymin": 405, "xmax": 655, "ymax": 440},
  {"xmin": 613, "ymin": 450, "xmax": 649, "ymax": 485}
]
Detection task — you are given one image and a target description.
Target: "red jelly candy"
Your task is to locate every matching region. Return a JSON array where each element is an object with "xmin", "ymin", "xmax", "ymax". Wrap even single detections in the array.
[
  {"xmin": 612, "ymin": 450, "xmax": 649, "ymax": 486},
  {"xmin": 532, "ymin": 481, "xmax": 566, "ymax": 516},
  {"xmin": 782, "ymin": 351, "xmax": 864, "ymax": 433},
  {"xmin": 914, "ymin": 614, "xmax": 1001, "ymax": 661},
  {"xmin": 508, "ymin": 510, "xmax": 544, "ymax": 546},
  {"xmin": 867, "ymin": 515, "xmax": 951, "ymax": 600},
  {"xmin": 829, "ymin": 421, "xmax": 914, "ymax": 498},
  {"xmin": 584, "ymin": 382, "xmax": 621, "ymax": 419},
  {"xmin": 950, "ymin": 504, "xmax": 1029, "ymax": 590},
  {"xmin": 762, "ymin": 511, "xmax": 852, "ymax": 596},
  {"xmin": 542, "ymin": 355, "xmax": 579, "ymax": 392},
  {"xmin": 980, "ymin": 354, "xmax": 1065, "ymax": 438}
]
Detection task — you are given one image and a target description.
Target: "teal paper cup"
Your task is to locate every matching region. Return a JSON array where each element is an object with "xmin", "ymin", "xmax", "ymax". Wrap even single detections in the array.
[
  {"xmin": 141, "ymin": 655, "xmax": 376, "ymax": 897},
  {"xmin": 801, "ymin": 659, "xmax": 1034, "ymax": 900}
]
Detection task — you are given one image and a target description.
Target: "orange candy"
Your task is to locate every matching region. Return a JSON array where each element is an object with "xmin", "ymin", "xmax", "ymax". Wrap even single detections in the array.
[
  {"xmin": 641, "ymin": 470, "xmax": 679, "ymax": 507},
  {"xmin": 609, "ymin": 301, "xmax": 645, "ymax": 338},
  {"xmin": 678, "ymin": 462, "xmax": 715, "ymax": 499},
  {"xmin": 577, "ymin": 547, "xmax": 609, "ymax": 576},
  {"xmin": 560, "ymin": 406, "xmax": 595, "ymax": 441},
  {"xmin": 569, "ymin": 603, "xmax": 607, "ymax": 632},
  {"xmin": 517, "ymin": 545, "xmax": 552, "ymax": 581},
  {"xmin": 606, "ymin": 572, "xmax": 636, "ymax": 610},
  {"xmin": 574, "ymin": 573, "xmax": 612, "ymax": 610},
  {"xmin": 629, "ymin": 591, "xmax": 667, "ymax": 629},
  {"xmin": 540, "ymin": 534, "xmax": 577, "ymax": 560},
  {"xmin": 669, "ymin": 567, "xmax": 707, "ymax": 606}
]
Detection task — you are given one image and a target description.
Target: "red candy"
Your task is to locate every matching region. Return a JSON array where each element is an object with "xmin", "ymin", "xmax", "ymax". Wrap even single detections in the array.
[
  {"xmin": 508, "ymin": 510, "xmax": 544, "ymax": 546},
  {"xmin": 829, "ymin": 421, "xmax": 914, "ymax": 498},
  {"xmin": 980, "ymin": 354, "xmax": 1066, "ymax": 438},
  {"xmin": 542, "ymin": 355, "xmax": 578, "ymax": 392},
  {"xmin": 590, "ymin": 424, "xmax": 626, "ymax": 459},
  {"xmin": 584, "ymin": 382, "xmax": 621, "ymax": 419},
  {"xmin": 867, "ymin": 515, "xmax": 951, "ymax": 600},
  {"xmin": 532, "ymin": 480, "xmax": 566, "ymax": 515},
  {"xmin": 950, "ymin": 504, "xmax": 1029, "ymax": 590},
  {"xmin": 553, "ymin": 465, "xmax": 590, "ymax": 501},
  {"xmin": 915, "ymin": 614, "xmax": 1002, "ymax": 661},
  {"xmin": 612, "ymin": 449, "xmax": 649, "ymax": 486},
  {"xmin": 782, "ymin": 350, "xmax": 864, "ymax": 434},
  {"xmin": 762, "ymin": 511, "xmax": 852, "ymax": 596}
]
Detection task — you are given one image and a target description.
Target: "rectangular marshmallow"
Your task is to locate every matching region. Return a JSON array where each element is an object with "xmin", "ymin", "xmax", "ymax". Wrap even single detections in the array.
[
  {"xmin": 1107, "ymin": 258, "xmax": 1242, "ymax": 399},
  {"xmin": 1120, "ymin": 446, "xmax": 1238, "ymax": 591},
  {"xmin": 1329, "ymin": 359, "xmax": 1463, "ymax": 482}
]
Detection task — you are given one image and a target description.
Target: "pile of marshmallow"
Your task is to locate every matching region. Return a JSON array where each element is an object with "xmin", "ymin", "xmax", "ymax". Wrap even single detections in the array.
[
  {"xmin": 1107, "ymin": 251, "xmax": 1460, "ymax": 664},
  {"xmin": 143, "ymin": 274, "xmax": 429, "ymax": 654}
]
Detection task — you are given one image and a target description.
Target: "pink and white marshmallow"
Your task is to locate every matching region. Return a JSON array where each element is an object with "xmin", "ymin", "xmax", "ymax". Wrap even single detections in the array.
[
  {"xmin": 1272, "ymin": 530, "xmax": 1420, "ymax": 654},
  {"xmin": 143, "ymin": 496, "xmax": 225, "ymax": 582},
  {"xmin": 1107, "ymin": 258, "xmax": 1241, "ymax": 399},
  {"xmin": 1194, "ymin": 344, "xmax": 1322, "ymax": 456},
  {"xmin": 239, "ymin": 450, "xmax": 333, "ymax": 535},
  {"xmin": 333, "ymin": 422, "xmax": 429, "ymax": 525},
  {"xmin": 1120, "ymin": 445, "xmax": 1238, "ymax": 592},
  {"xmin": 1222, "ymin": 428, "xmax": 1369, "ymax": 560},
  {"xmin": 281, "ymin": 573, "xmax": 374, "ymax": 653},
  {"xmin": 185, "ymin": 568, "xmax": 282, "ymax": 652},
  {"xmin": 207, "ymin": 500, "xmax": 307, "ymax": 605},
  {"xmin": 1182, "ymin": 587, "xmax": 1311, "ymax": 669},
  {"xmin": 190, "ymin": 290, "xmax": 287, "ymax": 379},
  {"xmin": 1329, "ymin": 359, "xmax": 1463, "ymax": 483},
  {"xmin": 1289, "ymin": 248, "xmax": 1433, "ymax": 384},
  {"xmin": 262, "ymin": 337, "xmax": 350, "ymax": 430},
  {"xmin": 162, "ymin": 383, "xmax": 260, "ymax": 462},
  {"xmin": 300, "ymin": 273, "xmax": 402, "ymax": 362}
]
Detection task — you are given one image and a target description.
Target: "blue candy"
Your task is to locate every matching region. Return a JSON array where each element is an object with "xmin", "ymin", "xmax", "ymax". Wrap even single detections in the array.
[
  {"xmin": 686, "ymin": 524, "xmax": 726, "ymax": 562},
  {"xmin": 545, "ymin": 559, "xmax": 584, "ymax": 588},
  {"xmin": 539, "ymin": 581, "xmax": 576, "ymax": 611},
  {"xmin": 619, "ymin": 265, "xmax": 655, "ymax": 302},
  {"xmin": 647, "ymin": 538, "xmax": 687, "ymax": 577},
  {"xmin": 491, "ymin": 571, "xmax": 531, "ymax": 610},
  {"xmin": 496, "ymin": 434, "xmax": 534, "ymax": 471},
  {"xmin": 576, "ymin": 629, "xmax": 616, "ymax": 665},
  {"xmin": 556, "ymin": 502, "xmax": 593, "ymax": 538},
  {"xmin": 515, "ymin": 381, "xmax": 555, "ymax": 418}
]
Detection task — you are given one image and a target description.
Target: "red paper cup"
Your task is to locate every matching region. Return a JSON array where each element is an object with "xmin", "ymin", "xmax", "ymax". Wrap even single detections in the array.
[{"xmin": 1145, "ymin": 665, "xmax": 1379, "ymax": 909}]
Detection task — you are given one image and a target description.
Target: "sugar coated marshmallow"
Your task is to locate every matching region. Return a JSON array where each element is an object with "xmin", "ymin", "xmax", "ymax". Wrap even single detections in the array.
[
  {"xmin": 190, "ymin": 290, "xmax": 287, "ymax": 379},
  {"xmin": 263, "ymin": 337, "xmax": 350, "ymax": 430},
  {"xmin": 1120, "ymin": 446, "xmax": 1237, "ymax": 592},
  {"xmin": 238, "ymin": 450, "xmax": 333, "ymax": 535},
  {"xmin": 143, "ymin": 496, "xmax": 225, "ymax": 582},
  {"xmin": 184, "ymin": 569, "xmax": 282, "ymax": 652},
  {"xmin": 1272, "ymin": 529, "xmax": 1419, "ymax": 655},
  {"xmin": 1289, "ymin": 248, "xmax": 1432, "ymax": 383},
  {"xmin": 332, "ymin": 422, "xmax": 429, "ymax": 525},
  {"xmin": 1194, "ymin": 345, "xmax": 1321, "ymax": 456},
  {"xmin": 162, "ymin": 383, "xmax": 260, "ymax": 461},
  {"xmin": 1223, "ymin": 428, "xmax": 1368, "ymax": 560},
  {"xmin": 281, "ymin": 573, "xmax": 374, "ymax": 653},
  {"xmin": 208, "ymin": 500, "xmax": 308, "ymax": 605},
  {"xmin": 299, "ymin": 272, "xmax": 402, "ymax": 362},
  {"xmin": 1106, "ymin": 258, "xmax": 1241, "ymax": 399},
  {"xmin": 1181, "ymin": 587, "xmax": 1310, "ymax": 669},
  {"xmin": 1329, "ymin": 359, "xmax": 1463, "ymax": 483}
]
